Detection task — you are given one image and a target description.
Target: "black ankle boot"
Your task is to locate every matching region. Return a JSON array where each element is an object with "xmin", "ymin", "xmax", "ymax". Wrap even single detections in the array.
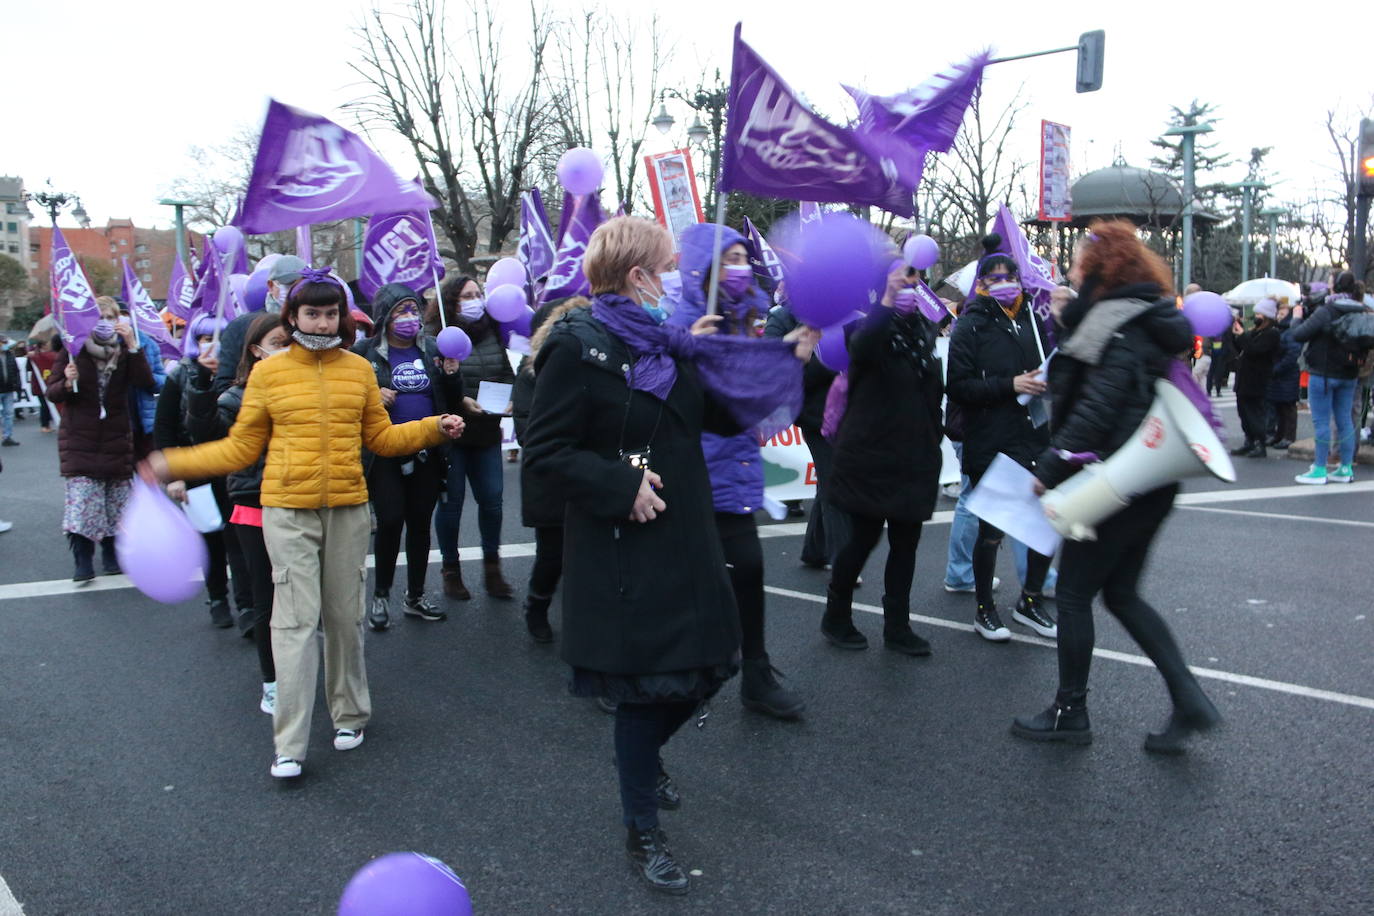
[
  {"xmin": 99, "ymin": 537, "xmax": 121, "ymax": 575},
  {"xmin": 740, "ymin": 655, "xmax": 805, "ymax": 719},
  {"xmin": 523, "ymin": 592, "xmax": 554, "ymax": 643},
  {"xmin": 820, "ymin": 586, "xmax": 867, "ymax": 650},
  {"xmin": 69, "ymin": 535, "xmax": 95, "ymax": 583},
  {"xmin": 655, "ymin": 758, "xmax": 681, "ymax": 810},
  {"xmin": 881, "ymin": 597, "xmax": 931, "ymax": 656},
  {"xmin": 1145, "ymin": 682, "xmax": 1221, "ymax": 755},
  {"xmin": 625, "ymin": 826, "xmax": 689, "ymax": 895},
  {"xmin": 1011, "ymin": 690, "xmax": 1092, "ymax": 744}
]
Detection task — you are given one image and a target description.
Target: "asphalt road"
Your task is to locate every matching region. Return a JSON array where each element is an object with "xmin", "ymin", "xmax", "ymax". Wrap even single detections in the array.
[{"xmin": 1, "ymin": 397, "xmax": 1371, "ymax": 915}]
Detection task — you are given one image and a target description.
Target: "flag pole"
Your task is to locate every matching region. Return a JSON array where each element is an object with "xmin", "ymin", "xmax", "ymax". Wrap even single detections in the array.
[
  {"xmin": 704, "ymin": 184, "xmax": 728, "ymax": 318},
  {"xmin": 425, "ymin": 209, "xmax": 447, "ymax": 329}
]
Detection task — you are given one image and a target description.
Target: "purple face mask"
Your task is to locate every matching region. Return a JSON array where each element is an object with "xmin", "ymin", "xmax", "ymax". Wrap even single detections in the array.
[
  {"xmin": 987, "ymin": 282, "xmax": 1022, "ymax": 306},
  {"xmin": 892, "ymin": 288, "xmax": 918, "ymax": 315},
  {"xmin": 720, "ymin": 264, "xmax": 754, "ymax": 301},
  {"xmin": 391, "ymin": 315, "xmax": 421, "ymax": 340},
  {"xmin": 91, "ymin": 319, "xmax": 117, "ymax": 343}
]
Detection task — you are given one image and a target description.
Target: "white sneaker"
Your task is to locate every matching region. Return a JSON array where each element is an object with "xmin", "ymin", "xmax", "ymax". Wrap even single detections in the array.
[
  {"xmin": 0, "ymin": 520, "xmax": 12, "ymax": 533},
  {"xmin": 259, "ymin": 682, "xmax": 276, "ymax": 716},
  {"xmin": 270, "ymin": 755, "xmax": 302, "ymax": 779},
  {"xmin": 333, "ymin": 728, "xmax": 365, "ymax": 751}
]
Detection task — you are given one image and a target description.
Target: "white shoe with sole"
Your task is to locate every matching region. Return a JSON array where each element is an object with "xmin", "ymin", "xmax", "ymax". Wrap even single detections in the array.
[
  {"xmin": 259, "ymin": 682, "xmax": 276, "ymax": 716},
  {"xmin": 333, "ymin": 728, "xmax": 365, "ymax": 751},
  {"xmin": 270, "ymin": 756, "xmax": 302, "ymax": 779}
]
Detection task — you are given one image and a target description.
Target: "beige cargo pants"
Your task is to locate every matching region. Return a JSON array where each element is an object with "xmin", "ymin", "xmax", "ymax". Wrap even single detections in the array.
[{"xmin": 262, "ymin": 503, "xmax": 371, "ymax": 761}]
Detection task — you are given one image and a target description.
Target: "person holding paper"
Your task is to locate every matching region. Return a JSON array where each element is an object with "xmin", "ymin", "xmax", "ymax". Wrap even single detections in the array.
[
  {"xmin": 1012, "ymin": 221, "xmax": 1220, "ymax": 754},
  {"xmin": 355, "ymin": 283, "xmax": 467, "ymax": 631},
  {"xmin": 947, "ymin": 235, "xmax": 1057, "ymax": 642}
]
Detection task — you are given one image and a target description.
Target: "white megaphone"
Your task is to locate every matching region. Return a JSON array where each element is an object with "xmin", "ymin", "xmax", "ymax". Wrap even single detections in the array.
[{"xmin": 1040, "ymin": 379, "xmax": 1236, "ymax": 541}]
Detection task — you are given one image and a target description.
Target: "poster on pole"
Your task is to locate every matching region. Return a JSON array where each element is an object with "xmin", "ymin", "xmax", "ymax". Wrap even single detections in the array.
[
  {"xmin": 645, "ymin": 148, "xmax": 705, "ymax": 250},
  {"xmin": 1038, "ymin": 120, "xmax": 1072, "ymax": 222}
]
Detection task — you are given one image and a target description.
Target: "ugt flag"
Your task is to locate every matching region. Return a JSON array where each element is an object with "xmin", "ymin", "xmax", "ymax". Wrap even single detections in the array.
[
  {"xmin": 843, "ymin": 52, "xmax": 989, "ymax": 157},
  {"xmin": 517, "ymin": 189, "xmax": 556, "ymax": 284},
  {"xmin": 719, "ymin": 24, "xmax": 919, "ymax": 217},
  {"xmin": 991, "ymin": 203, "xmax": 1057, "ymax": 347},
  {"xmin": 185, "ymin": 237, "xmax": 238, "ymax": 353},
  {"xmin": 121, "ymin": 258, "xmax": 175, "ymax": 349},
  {"xmin": 742, "ymin": 216, "xmax": 783, "ymax": 286},
  {"xmin": 238, "ymin": 99, "xmax": 437, "ymax": 234},
  {"xmin": 165, "ymin": 256, "xmax": 195, "ymax": 320},
  {"xmin": 49, "ymin": 227, "xmax": 102, "ymax": 354},
  {"xmin": 541, "ymin": 192, "xmax": 605, "ymax": 303},
  {"xmin": 357, "ymin": 209, "xmax": 445, "ymax": 300}
]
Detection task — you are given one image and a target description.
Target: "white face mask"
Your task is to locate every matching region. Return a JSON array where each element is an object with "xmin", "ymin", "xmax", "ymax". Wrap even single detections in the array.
[{"xmin": 459, "ymin": 298, "xmax": 485, "ymax": 321}]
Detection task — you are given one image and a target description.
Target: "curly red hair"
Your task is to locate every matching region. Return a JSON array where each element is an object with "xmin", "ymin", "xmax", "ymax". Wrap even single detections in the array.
[{"xmin": 1076, "ymin": 220, "xmax": 1173, "ymax": 297}]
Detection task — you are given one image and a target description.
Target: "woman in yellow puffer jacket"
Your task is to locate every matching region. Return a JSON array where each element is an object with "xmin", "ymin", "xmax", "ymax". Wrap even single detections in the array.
[{"xmin": 145, "ymin": 268, "xmax": 465, "ymax": 780}]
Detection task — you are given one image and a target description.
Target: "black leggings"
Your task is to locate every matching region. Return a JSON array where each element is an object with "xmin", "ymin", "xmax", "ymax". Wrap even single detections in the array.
[
  {"xmin": 974, "ymin": 518, "xmax": 1050, "ymax": 605},
  {"xmin": 1055, "ymin": 485, "xmax": 1196, "ymax": 701},
  {"xmin": 716, "ymin": 512, "xmax": 765, "ymax": 660},
  {"xmin": 614, "ymin": 701, "xmax": 698, "ymax": 831},
  {"xmin": 527, "ymin": 526, "xmax": 564, "ymax": 599},
  {"xmin": 1237, "ymin": 394, "xmax": 1268, "ymax": 446},
  {"xmin": 831, "ymin": 514, "xmax": 923, "ymax": 624},
  {"xmin": 233, "ymin": 521, "xmax": 275, "ymax": 683},
  {"xmin": 368, "ymin": 453, "xmax": 443, "ymax": 596}
]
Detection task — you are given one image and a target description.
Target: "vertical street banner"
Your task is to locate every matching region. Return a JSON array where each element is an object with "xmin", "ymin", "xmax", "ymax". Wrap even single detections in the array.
[
  {"xmin": 644, "ymin": 148, "xmax": 704, "ymax": 250},
  {"xmin": 1038, "ymin": 120, "xmax": 1072, "ymax": 222}
]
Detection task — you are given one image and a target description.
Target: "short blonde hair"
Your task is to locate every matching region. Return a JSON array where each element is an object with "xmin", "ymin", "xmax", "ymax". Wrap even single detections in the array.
[
  {"xmin": 583, "ymin": 217, "xmax": 672, "ymax": 295},
  {"xmin": 95, "ymin": 296, "xmax": 120, "ymax": 320}
]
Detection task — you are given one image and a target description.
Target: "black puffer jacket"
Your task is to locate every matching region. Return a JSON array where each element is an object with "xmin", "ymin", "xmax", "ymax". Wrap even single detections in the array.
[
  {"xmin": 763, "ymin": 303, "xmax": 837, "ymax": 433},
  {"xmin": 1292, "ymin": 297, "xmax": 1369, "ymax": 380},
  {"xmin": 154, "ymin": 359, "xmax": 209, "ymax": 450},
  {"xmin": 1035, "ymin": 284, "xmax": 1193, "ymax": 489},
  {"xmin": 449, "ymin": 315, "xmax": 516, "ymax": 450},
  {"xmin": 1231, "ymin": 321, "xmax": 1280, "ymax": 398},
  {"xmin": 186, "ymin": 382, "xmax": 264, "ymax": 507},
  {"xmin": 947, "ymin": 295, "xmax": 1050, "ymax": 481}
]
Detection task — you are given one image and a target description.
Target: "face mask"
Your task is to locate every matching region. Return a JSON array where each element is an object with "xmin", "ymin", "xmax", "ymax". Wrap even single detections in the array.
[
  {"xmin": 391, "ymin": 316, "xmax": 421, "ymax": 340},
  {"xmin": 987, "ymin": 282, "xmax": 1022, "ymax": 307},
  {"xmin": 892, "ymin": 288, "xmax": 918, "ymax": 315},
  {"xmin": 773, "ymin": 288, "xmax": 786, "ymax": 307},
  {"xmin": 634, "ymin": 269, "xmax": 669, "ymax": 324},
  {"xmin": 0, "ymin": 341, "xmax": 10, "ymax": 352},
  {"xmin": 459, "ymin": 298, "xmax": 485, "ymax": 321},
  {"xmin": 91, "ymin": 320, "xmax": 117, "ymax": 343},
  {"xmin": 720, "ymin": 264, "xmax": 753, "ymax": 301},
  {"xmin": 291, "ymin": 329, "xmax": 341, "ymax": 351},
  {"xmin": 265, "ymin": 286, "xmax": 284, "ymax": 315}
]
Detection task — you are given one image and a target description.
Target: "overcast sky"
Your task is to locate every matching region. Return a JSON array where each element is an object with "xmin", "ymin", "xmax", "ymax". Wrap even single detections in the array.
[{"xmin": 8, "ymin": 0, "xmax": 1366, "ymax": 232}]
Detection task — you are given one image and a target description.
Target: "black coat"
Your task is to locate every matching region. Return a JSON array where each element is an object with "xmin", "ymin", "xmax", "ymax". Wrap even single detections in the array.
[
  {"xmin": 1231, "ymin": 321, "xmax": 1280, "ymax": 398},
  {"xmin": 1292, "ymin": 297, "xmax": 1368, "ymax": 380},
  {"xmin": 0, "ymin": 351, "xmax": 22, "ymax": 394},
  {"xmin": 763, "ymin": 304, "xmax": 836, "ymax": 433},
  {"xmin": 946, "ymin": 296, "xmax": 1050, "ymax": 480},
  {"xmin": 828, "ymin": 308, "xmax": 944, "ymax": 524},
  {"xmin": 46, "ymin": 344, "xmax": 154, "ymax": 479},
  {"xmin": 522, "ymin": 308, "xmax": 741, "ymax": 677},
  {"xmin": 154, "ymin": 359, "xmax": 209, "ymax": 450},
  {"xmin": 446, "ymin": 316, "xmax": 516, "ymax": 449},
  {"xmin": 1265, "ymin": 319, "xmax": 1302, "ymax": 402},
  {"xmin": 516, "ymin": 298, "xmax": 586, "ymax": 528},
  {"xmin": 1034, "ymin": 287, "xmax": 1194, "ymax": 489}
]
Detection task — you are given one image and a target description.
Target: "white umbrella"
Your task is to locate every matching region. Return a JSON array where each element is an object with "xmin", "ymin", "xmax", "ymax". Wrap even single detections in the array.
[{"xmin": 1222, "ymin": 278, "xmax": 1301, "ymax": 306}]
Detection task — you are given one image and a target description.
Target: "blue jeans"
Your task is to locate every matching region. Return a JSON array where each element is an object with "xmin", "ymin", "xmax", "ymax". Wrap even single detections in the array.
[
  {"xmin": 944, "ymin": 472, "xmax": 1058, "ymax": 592},
  {"xmin": 1308, "ymin": 374, "xmax": 1357, "ymax": 467},
  {"xmin": 0, "ymin": 391, "xmax": 14, "ymax": 440},
  {"xmin": 434, "ymin": 444, "xmax": 504, "ymax": 561}
]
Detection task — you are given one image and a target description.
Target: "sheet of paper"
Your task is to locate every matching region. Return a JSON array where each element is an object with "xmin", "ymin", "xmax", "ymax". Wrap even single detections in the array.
[
  {"xmin": 183, "ymin": 484, "xmax": 224, "ymax": 534},
  {"xmin": 476, "ymin": 380, "xmax": 513, "ymax": 415},
  {"xmin": 964, "ymin": 453, "xmax": 1061, "ymax": 557},
  {"xmin": 1017, "ymin": 348, "xmax": 1056, "ymax": 406}
]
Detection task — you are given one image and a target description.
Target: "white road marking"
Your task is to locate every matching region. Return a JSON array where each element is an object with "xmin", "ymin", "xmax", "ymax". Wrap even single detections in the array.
[
  {"xmin": 0, "ymin": 874, "xmax": 24, "ymax": 915},
  {"xmin": 1178, "ymin": 505, "xmax": 1374, "ymax": 528},
  {"xmin": 763, "ymin": 585, "xmax": 1374, "ymax": 713}
]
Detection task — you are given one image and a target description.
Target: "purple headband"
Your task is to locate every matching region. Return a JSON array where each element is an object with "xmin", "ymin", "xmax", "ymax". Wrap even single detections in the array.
[{"xmin": 288, "ymin": 265, "xmax": 347, "ymax": 301}]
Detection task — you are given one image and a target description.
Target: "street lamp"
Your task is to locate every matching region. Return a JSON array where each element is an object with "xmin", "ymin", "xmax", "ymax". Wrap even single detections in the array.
[
  {"xmin": 1164, "ymin": 122, "xmax": 1213, "ymax": 289},
  {"xmin": 159, "ymin": 198, "xmax": 196, "ymax": 266},
  {"xmin": 1260, "ymin": 206, "xmax": 1285, "ymax": 279},
  {"xmin": 1229, "ymin": 178, "xmax": 1268, "ymax": 282},
  {"xmin": 26, "ymin": 186, "xmax": 81, "ymax": 226},
  {"xmin": 655, "ymin": 75, "xmax": 730, "ymax": 215}
]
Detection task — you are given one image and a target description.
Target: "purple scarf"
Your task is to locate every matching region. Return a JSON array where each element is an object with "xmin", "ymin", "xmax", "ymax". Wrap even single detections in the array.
[{"xmin": 590, "ymin": 294, "xmax": 802, "ymax": 436}]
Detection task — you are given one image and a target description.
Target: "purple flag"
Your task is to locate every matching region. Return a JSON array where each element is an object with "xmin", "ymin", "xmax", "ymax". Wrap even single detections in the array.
[
  {"xmin": 991, "ymin": 203, "xmax": 1057, "ymax": 348},
  {"xmin": 295, "ymin": 225, "xmax": 313, "ymax": 264},
  {"xmin": 843, "ymin": 52, "xmax": 989, "ymax": 156},
  {"xmin": 186, "ymin": 241, "xmax": 237, "ymax": 354},
  {"xmin": 517, "ymin": 189, "xmax": 556, "ymax": 283},
  {"xmin": 719, "ymin": 24, "xmax": 918, "ymax": 217},
  {"xmin": 909, "ymin": 279, "xmax": 950, "ymax": 324},
  {"xmin": 798, "ymin": 202, "xmax": 822, "ymax": 230},
  {"xmin": 48, "ymin": 227, "xmax": 102, "ymax": 355},
  {"xmin": 165, "ymin": 256, "xmax": 195, "ymax": 320},
  {"xmin": 238, "ymin": 99, "xmax": 438, "ymax": 234},
  {"xmin": 541, "ymin": 193, "xmax": 605, "ymax": 303},
  {"xmin": 742, "ymin": 216, "xmax": 783, "ymax": 285},
  {"xmin": 121, "ymin": 257, "xmax": 176, "ymax": 349},
  {"xmin": 357, "ymin": 209, "xmax": 444, "ymax": 300}
]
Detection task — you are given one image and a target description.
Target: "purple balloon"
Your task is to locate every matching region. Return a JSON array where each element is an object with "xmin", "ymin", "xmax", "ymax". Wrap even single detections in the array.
[
  {"xmin": 816, "ymin": 326, "xmax": 850, "ymax": 372},
  {"xmin": 903, "ymin": 234, "xmax": 939, "ymax": 271},
  {"xmin": 557, "ymin": 147, "xmax": 604, "ymax": 196},
  {"xmin": 500, "ymin": 305, "xmax": 534, "ymax": 337},
  {"xmin": 436, "ymin": 326, "xmax": 472, "ymax": 361},
  {"xmin": 244, "ymin": 268, "xmax": 271, "ymax": 311},
  {"xmin": 1183, "ymin": 291, "xmax": 1231, "ymax": 337},
  {"xmin": 485, "ymin": 284, "xmax": 527, "ymax": 323},
  {"xmin": 486, "ymin": 257, "xmax": 526, "ymax": 289},
  {"xmin": 777, "ymin": 212, "xmax": 888, "ymax": 329},
  {"xmin": 116, "ymin": 479, "xmax": 210, "ymax": 605},
  {"xmin": 339, "ymin": 852, "xmax": 472, "ymax": 916},
  {"xmin": 212, "ymin": 225, "xmax": 244, "ymax": 254}
]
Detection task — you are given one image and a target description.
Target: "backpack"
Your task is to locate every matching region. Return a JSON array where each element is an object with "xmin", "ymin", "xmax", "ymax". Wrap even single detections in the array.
[{"xmin": 1330, "ymin": 308, "xmax": 1374, "ymax": 354}]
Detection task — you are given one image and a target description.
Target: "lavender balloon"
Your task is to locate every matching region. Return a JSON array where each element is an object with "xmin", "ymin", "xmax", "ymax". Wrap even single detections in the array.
[
  {"xmin": 338, "ymin": 852, "xmax": 472, "ymax": 916},
  {"xmin": 486, "ymin": 257, "xmax": 526, "ymax": 289},
  {"xmin": 556, "ymin": 147, "xmax": 604, "ymax": 196},
  {"xmin": 436, "ymin": 326, "xmax": 472, "ymax": 361},
  {"xmin": 116, "ymin": 478, "xmax": 210, "ymax": 604},
  {"xmin": 903, "ymin": 234, "xmax": 939, "ymax": 271},
  {"xmin": 485, "ymin": 284, "xmax": 528, "ymax": 323},
  {"xmin": 815, "ymin": 326, "xmax": 850, "ymax": 372},
  {"xmin": 500, "ymin": 305, "xmax": 534, "ymax": 337},
  {"xmin": 776, "ymin": 212, "xmax": 887, "ymax": 329},
  {"xmin": 212, "ymin": 225, "xmax": 244, "ymax": 253},
  {"xmin": 228, "ymin": 273, "xmax": 249, "ymax": 309},
  {"xmin": 244, "ymin": 268, "xmax": 271, "ymax": 311},
  {"xmin": 1183, "ymin": 291, "xmax": 1231, "ymax": 337}
]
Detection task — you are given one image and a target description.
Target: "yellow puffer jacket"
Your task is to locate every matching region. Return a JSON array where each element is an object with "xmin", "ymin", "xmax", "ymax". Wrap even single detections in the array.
[{"xmin": 162, "ymin": 344, "xmax": 448, "ymax": 508}]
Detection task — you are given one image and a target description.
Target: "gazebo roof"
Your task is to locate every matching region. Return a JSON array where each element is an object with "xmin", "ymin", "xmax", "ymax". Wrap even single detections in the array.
[{"xmin": 1028, "ymin": 162, "xmax": 1223, "ymax": 229}]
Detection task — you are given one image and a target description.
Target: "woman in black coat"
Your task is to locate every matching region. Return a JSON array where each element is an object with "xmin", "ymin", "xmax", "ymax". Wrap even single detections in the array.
[
  {"xmin": 1012, "ymin": 220, "xmax": 1220, "ymax": 754},
  {"xmin": 822, "ymin": 265, "xmax": 945, "ymax": 656},
  {"xmin": 947, "ymin": 236, "xmax": 1057, "ymax": 643},
  {"xmin": 522, "ymin": 216, "xmax": 811, "ymax": 895}
]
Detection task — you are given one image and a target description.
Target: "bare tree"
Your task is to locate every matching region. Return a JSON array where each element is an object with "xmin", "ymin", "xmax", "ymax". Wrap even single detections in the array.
[{"xmin": 164, "ymin": 126, "xmax": 259, "ymax": 230}]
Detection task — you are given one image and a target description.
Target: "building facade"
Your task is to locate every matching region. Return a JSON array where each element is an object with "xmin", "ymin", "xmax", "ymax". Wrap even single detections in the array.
[
  {"xmin": 0, "ymin": 176, "xmax": 33, "ymax": 272},
  {"xmin": 29, "ymin": 222, "xmax": 202, "ymax": 301}
]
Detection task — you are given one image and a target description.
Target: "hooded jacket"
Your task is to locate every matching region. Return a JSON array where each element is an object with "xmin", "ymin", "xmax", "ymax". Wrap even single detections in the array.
[
  {"xmin": 1292, "ymin": 296, "xmax": 1369, "ymax": 380},
  {"xmin": 669, "ymin": 223, "xmax": 776, "ymax": 515},
  {"xmin": 1265, "ymin": 315, "xmax": 1302, "ymax": 403}
]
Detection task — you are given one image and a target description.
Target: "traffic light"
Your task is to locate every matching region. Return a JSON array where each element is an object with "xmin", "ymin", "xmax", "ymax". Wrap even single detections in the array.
[
  {"xmin": 1360, "ymin": 118, "xmax": 1374, "ymax": 193},
  {"xmin": 1076, "ymin": 30, "xmax": 1105, "ymax": 93}
]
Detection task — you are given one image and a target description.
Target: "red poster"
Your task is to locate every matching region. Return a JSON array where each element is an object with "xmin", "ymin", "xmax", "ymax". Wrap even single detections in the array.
[
  {"xmin": 644, "ymin": 149, "xmax": 704, "ymax": 250},
  {"xmin": 1038, "ymin": 120, "xmax": 1072, "ymax": 222}
]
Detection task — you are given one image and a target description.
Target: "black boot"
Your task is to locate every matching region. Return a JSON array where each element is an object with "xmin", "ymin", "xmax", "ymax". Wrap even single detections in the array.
[
  {"xmin": 655, "ymin": 758, "xmax": 681, "ymax": 810},
  {"xmin": 69, "ymin": 535, "xmax": 95, "ymax": 583},
  {"xmin": 882, "ymin": 597, "xmax": 931, "ymax": 657},
  {"xmin": 1010, "ymin": 690, "xmax": 1092, "ymax": 745},
  {"xmin": 207, "ymin": 597, "xmax": 234, "ymax": 628},
  {"xmin": 1229, "ymin": 440, "xmax": 1254, "ymax": 456},
  {"xmin": 99, "ymin": 537, "xmax": 121, "ymax": 575},
  {"xmin": 524, "ymin": 592, "xmax": 554, "ymax": 643},
  {"xmin": 820, "ymin": 586, "xmax": 867, "ymax": 650},
  {"xmin": 625, "ymin": 827, "xmax": 689, "ymax": 895},
  {"xmin": 740, "ymin": 656, "xmax": 805, "ymax": 719},
  {"xmin": 1145, "ymin": 681, "xmax": 1221, "ymax": 755}
]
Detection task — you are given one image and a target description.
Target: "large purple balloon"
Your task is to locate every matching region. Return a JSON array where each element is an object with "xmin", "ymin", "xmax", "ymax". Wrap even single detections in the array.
[
  {"xmin": 485, "ymin": 284, "xmax": 527, "ymax": 323},
  {"xmin": 212, "ymin": 226, "xmax": 244, "ymax": 254},
  {"xmin": 778, "ymin": 212, "xmax": 888, "ymax": 329},
  {"xmin": 116, "ymin": 479, "xmax": 210, "ymax": 604},
  {"xmin": 1183, "ymin": 291, "xmax": 1231, "ymax": 337},
  {"xmin": 244, "ymin": 268, "xmax": 271, "ymax": 311},
  {"xmin": 500, "ymin": 305, "xmax": 534, "ymax": 337},
  {"xmin": 815, "ymin": 326, "xmax": 850, "ymax": 372},
  {"xmin": 436, "ymin": 326, "xmax": 472, "ymax": 361},
  {"xmin": 903, "ymin": 234, "xmax": 939, "ymax": 271},
  {"xmin": 486, "ymin": 257, "xmax": 526, "ymax": 289},
  {"xmin": 557, "ymin": 147, "xmax": 604, "ymax": 196},
  {"xmin": 339, "ymin": 852, "xmax": 472, "ymax": 916}
]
